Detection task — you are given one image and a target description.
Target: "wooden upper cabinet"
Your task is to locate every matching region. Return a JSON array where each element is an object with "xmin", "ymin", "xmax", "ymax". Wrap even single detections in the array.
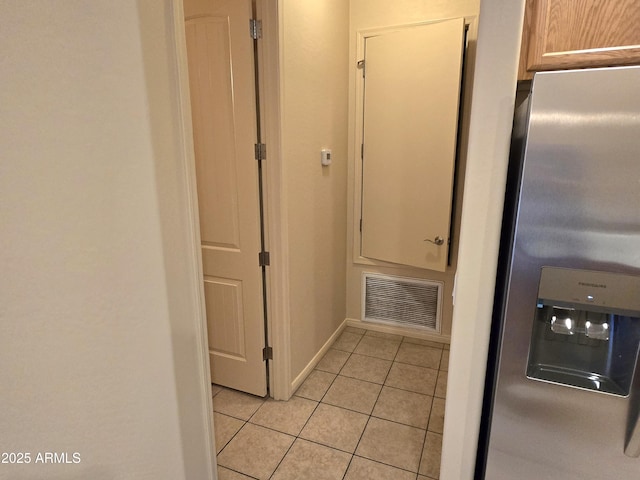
[{"xmin": 519, "ymin": 0, "xmax": 640, "ymax": 80}]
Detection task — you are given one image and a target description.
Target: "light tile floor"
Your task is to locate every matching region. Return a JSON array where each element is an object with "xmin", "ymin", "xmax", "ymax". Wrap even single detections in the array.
[{"xmin": 212, "ymin": 327, "xmax": 449, "ymax": 480}]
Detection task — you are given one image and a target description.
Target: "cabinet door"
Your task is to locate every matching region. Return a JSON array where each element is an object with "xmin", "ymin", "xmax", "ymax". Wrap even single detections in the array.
[
  {"xmin": 360, "ymin": 18, "xmax": 465, "ymax": 272},
  {"xmin": 520, "ymin": 0, "xmax": 640, "ymax": 79}
]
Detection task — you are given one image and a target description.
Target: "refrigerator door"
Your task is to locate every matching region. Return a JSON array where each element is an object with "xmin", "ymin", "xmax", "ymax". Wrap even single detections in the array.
[{"xmin": 484, "ymin": 66, "xmax": 640, "ymax": 479}]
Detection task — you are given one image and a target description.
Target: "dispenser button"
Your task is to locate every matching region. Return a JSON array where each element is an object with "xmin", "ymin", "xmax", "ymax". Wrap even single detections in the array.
[
  {"xmin": 550, "ymin": 307, "xmax": 575, "ymax": 335},
  {"xmin": 585, "ymin": 312, "xmax": 610, "ymax": 341}
]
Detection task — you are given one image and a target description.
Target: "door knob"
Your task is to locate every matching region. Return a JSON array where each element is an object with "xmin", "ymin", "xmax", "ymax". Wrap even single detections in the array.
[{"xmin": 424, "ymin": 236, "xmax": 445, "ymax": 246}]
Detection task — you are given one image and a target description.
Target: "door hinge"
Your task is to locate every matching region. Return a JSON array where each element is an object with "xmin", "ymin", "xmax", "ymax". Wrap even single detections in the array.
[
  {"xmin": 361, "ymin": 143, "xmax": 364, "ymax": 160},
  {"xmin": 258, "ymin": 251, "xmax": 270, "ymax": 267},
  {"xmin": 262, "ymin": 346, "xmax": 273, "ymax": 361},
  {"xmin": 254, "ymin": 143, "xmax": 267, "ymax": 161},
  {"xmin": 250, "ymin": 19, "xmax": 262, "ymax": 40},
  {"xmin": 359, "ymin": 218, "xmax": 362, "ymax": 232},
  {"xmin": 357, "ymin": 59, "xmax": 365, "ymax": 77}
]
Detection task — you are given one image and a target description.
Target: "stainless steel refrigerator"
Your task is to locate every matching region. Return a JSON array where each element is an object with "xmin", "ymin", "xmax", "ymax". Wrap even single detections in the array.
[{"xmin": 478, "ymin": 66, "xmax": 640, "ymax": 479}]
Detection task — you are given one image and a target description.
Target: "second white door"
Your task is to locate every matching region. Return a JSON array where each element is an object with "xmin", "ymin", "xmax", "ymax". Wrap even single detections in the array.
[
  {"xmin": 185, "ymin": 0, "xmax": 267, "ymax": 396},
  {"xmin": 361, "ymin": 18, "xmax": 466, "ymax": 272}
]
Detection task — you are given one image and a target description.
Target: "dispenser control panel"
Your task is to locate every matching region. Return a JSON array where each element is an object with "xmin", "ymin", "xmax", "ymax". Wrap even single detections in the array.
[{"xmin": 536, "ymin": 267, "xmax": 640, "ymax": 315}]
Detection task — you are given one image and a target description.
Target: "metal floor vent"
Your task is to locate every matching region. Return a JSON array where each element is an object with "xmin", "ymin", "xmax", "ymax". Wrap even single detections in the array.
[{"xmin": 362, "ymin": 273, "xmax": 442, "ymax": 332}]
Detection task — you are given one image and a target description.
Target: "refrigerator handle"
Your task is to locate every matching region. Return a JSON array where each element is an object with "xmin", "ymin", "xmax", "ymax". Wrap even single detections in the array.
[
  {"xmin": 624, "ymin": 357, "xmax": 640, "ymax": 457},
  {"xmin": 626, "ymin": 416, "xmax": 640, "ymax": 457}
]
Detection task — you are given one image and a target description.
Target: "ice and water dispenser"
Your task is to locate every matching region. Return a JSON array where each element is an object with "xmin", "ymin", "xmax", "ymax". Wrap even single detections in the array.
[{"xmin": 527, "ymin": 267, "xmax": 640, "ymax": 397}]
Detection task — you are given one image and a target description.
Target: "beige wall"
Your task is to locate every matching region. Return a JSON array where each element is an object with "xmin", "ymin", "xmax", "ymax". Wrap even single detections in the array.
[
  {"xmin": 279, "ymin": 0, "xmax": 350, "ymax": 383},
  {"xmin": 346, "ymin": 0, "xmax": 481, "ymax": 341},
  {"xmin": 0, "ymin": 1, "xmax": 214, "ymax": 478}
]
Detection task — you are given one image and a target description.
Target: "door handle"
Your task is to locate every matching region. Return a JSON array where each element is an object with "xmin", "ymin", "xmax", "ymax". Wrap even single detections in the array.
[{"xmin": 424, "ymin": 236, "xmax": 445, "ymax": 246}]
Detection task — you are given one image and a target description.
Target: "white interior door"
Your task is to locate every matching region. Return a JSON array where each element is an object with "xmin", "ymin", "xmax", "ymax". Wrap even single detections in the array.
[
  {"xmin": 361, "ymin": 18, "xmax": 466, "ymax": 272},
  {"xmin": 185, "ymin": 0, "xmax": 267, "ymax": 396}
]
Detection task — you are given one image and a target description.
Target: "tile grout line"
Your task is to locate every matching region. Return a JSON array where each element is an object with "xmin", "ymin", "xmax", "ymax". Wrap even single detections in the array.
[
  {"xmin": 214, "ymin": 330, "xmax": 448, "ymax": 479},
  {"xmin": 272, "ymin": 331, "xmax": 363, "ymax": 479},
  {"xmin": 343, "ymin": 333, "xmax": 413, "ymax": 477},
  {"xmin": 262, "ymin": 370, "xmax": 334, "ymax": 480},
  {"xmin": 347, "ymin": 339, "xmax": 393, "ymax": 478},
  {"xmin": 417, "ymin": 343, "xmax": 447, "ymax": 479},
  {"xmin": 374, "ymin": 335, "xmax": 424, "ymax": 476},
  {"xmin": 214, "ymin": 387, "xmax": 277, "ymax": 471},
  {"xmin": 416, "ymin": 393, "xmax": 436, "ymax": 478},
  {"xmin": 329, "ymin": 332, "xmax": 441, "ymax": 477},
  {"xmin": 268, "ymin": 330, "xmax": 366, "ymax": 479},
  {"xmin": 214, "ymin": 412, "xmax": 246, "ymax": 455},
  {"xmin": 375, "ymin": 335, "xmax": 439, "ymax": 477},
  {"xmin": 338, "ymin": 332, "xmax": 369, "ymax": 480},
  {"xmin": 212, "ymin": 388, "xmax": 258, "ymax": 460}
]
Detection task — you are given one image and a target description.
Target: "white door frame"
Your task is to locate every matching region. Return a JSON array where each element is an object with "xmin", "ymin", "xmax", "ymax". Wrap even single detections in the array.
[
  {"xmin": 254, "ymin": 0, "xmax": 291, "ymax": 400},
  {"xmin": 172, "ymin": 0, "xmax": 291, "ymax": 401},
  {"xmin": 166, "ymin": 0, "xmax": 218, "ymax": 475}
]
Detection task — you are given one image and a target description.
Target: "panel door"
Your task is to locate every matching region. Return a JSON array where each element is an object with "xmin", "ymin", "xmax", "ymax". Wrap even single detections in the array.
[
  {"xmin": 184, "ymin": 0, "xmax": 266, "ymax": 396},
  {"xmin": 360, "ymin": 18, "xmax": 465, "ymax": 272}
]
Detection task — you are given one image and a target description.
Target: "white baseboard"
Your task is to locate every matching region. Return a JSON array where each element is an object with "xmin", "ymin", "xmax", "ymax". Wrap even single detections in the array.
[
  {"xmin": 345, "ymin": 317, "xmax": 451, "ymax": 345},
  {"xmin": 290, "ymin": 319, "xmax": 347, "ymax": 395}
]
